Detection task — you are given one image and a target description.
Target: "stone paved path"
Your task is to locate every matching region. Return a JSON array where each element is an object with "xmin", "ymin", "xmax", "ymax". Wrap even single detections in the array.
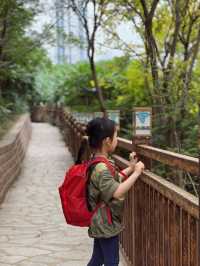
[{"xmin": 0, "ymin": 123, "xmax": 125, "ymax": 266}]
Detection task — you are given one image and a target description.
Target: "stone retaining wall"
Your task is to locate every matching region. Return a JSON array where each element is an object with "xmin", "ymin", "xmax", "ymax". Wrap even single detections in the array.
[{"xmin": 0, "ymin": 114, "xmax": 32, "ymax": 203}]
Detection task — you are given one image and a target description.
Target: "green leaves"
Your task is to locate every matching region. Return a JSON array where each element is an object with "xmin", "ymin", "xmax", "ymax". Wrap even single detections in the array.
[
  {"xmin": 42, "ymin": 56, "xmax": 150, "ymax": 110},
  {"xmin": 0, "ymin": 0, "xmax": 51, "ymax": 118}
]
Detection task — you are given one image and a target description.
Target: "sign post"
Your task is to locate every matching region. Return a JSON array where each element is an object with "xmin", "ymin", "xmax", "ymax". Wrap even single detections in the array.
[{"xmin": 132, "ymin": 107, "xmax": 152, "ymax": 169}]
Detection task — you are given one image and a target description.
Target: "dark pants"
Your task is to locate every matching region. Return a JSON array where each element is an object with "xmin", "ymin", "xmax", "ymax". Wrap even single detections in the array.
[{"xmin": 87, "ymin": 235, "xmax": 119, "ymax": 266}]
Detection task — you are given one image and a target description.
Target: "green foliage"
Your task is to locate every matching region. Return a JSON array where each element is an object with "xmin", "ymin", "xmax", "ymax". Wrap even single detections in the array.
[
  {"xmin": 34, "ymin": 56, "xmax": 150, "ymax": 111},
  {"xmin": 0, "ymin": 97, "xmax": 13, "ymax": 121},
  {"xmin": 0, "ymin": 0, "xmax": 51, "ymax": 120},
  {"xmin": 63, "ymin": 62, "xmax": 92, "ymax": 106}
]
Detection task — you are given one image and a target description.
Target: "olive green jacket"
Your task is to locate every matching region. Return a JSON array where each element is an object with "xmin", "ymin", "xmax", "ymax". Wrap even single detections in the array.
[{"xmin": 87, "ymin": 159, "xmax": 125, "ymax": 238}]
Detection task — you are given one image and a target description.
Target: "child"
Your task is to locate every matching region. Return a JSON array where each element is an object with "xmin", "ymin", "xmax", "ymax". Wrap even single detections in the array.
[{"xmin": 77, "ymin": 117, "xmax": 144, "ymax": 266}]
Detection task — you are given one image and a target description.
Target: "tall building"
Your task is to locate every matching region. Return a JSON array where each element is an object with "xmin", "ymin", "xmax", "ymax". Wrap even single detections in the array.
[
  {"xmin": 33, "ymin": 0, "xmax": 140, "ymax": 64},
  {"xmin": 55, "ymin": 0, "xmax": 65, "ymax": 64},
  {"xmin": 55, "ymin": 0, "xmax": 87, "ymax": 64}
]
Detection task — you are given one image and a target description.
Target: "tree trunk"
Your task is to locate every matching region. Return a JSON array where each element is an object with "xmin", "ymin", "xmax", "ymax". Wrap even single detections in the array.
[
  {"xmin": 89, "ymin": 56, "xmax": 106, "ymax": 115},
  {"xmin": 179, "ymin": 27, "xmax": 200, "ymax": 143}
]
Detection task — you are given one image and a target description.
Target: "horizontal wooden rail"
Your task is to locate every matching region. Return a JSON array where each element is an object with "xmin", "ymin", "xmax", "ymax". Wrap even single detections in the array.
[
  {"xmin": 63, "ymin": 115, "xmax": 199, "ymax": 176},
  {"xmin": 117, "ymin": 137, "xmax": 132, "ymax": 151},
  {"xmin": 116, "ymin": 137, "xmax": 198, "ymax": 175},
  {"xmin": 137, "ymin": 144, "xmax": 199, "ymax": 175}
]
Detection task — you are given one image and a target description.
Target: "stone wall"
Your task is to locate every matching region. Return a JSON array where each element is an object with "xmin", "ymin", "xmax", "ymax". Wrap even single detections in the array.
[{"xmin": 0, "ymin": 114, "xmax": 32, "ymax": 203}]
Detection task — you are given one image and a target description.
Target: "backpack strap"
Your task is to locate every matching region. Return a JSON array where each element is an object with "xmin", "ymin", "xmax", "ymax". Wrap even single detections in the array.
[
  {"xmin": 87, "ymin": 156, "xmax": 116, "ymax": 177},
  {"xmin": 119, "ymin": 170, "xmax": 128, "ymax": 180},
  {"xmin": 87, "ymin": 156, "xmax": 128, "ymax": 180},
  {"xmin": 86, "ymin": 157, "xmax": 127, "ymax": 226}
]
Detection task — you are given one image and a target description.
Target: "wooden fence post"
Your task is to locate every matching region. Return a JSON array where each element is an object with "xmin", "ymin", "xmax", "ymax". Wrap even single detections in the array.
[{"xmin": 132, "ymin": 136, "xmax": 152, "ymax": 170}]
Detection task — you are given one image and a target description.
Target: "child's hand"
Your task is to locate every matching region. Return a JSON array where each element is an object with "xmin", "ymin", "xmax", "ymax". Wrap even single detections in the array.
[
  {"xmin": 129, "ymin": 152, "xmax": 138, "ymax": 171},
  {"xmin": 135, "ymin": 161, "xmax": 145, "ymax": 175}
]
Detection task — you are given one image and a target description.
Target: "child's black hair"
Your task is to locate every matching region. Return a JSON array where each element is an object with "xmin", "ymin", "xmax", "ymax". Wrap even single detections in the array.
[
  {"xmin": 86, "ymin": 117, "xmax": 116, "ymax": 149},
  {"xmin": 75, "ymin": 117, "xmax": 116, "ymax": 164}
]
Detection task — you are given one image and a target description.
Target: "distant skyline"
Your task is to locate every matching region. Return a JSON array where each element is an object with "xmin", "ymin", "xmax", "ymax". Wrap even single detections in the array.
[{"xmin": 32, "ymin": 0, "xmax": 142, "ymax": 63}]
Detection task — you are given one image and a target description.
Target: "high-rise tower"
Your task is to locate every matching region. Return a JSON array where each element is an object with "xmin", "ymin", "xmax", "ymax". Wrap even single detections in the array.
[
  {"xmin": 55, "ymin": 0, "xmax": 86, "ymax": 64},
  {"xmin": 55, "ymin": 0, "xmax": 65, "ymax": 64}
]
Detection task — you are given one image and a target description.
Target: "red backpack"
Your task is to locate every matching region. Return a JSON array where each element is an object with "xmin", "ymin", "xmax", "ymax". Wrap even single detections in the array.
[{"xmin": 58, "ymin": 157, "xmax": 117, "ymax": 227}]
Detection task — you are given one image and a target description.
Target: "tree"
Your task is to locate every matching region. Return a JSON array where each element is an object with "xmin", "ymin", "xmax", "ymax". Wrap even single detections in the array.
[
  {"xmin": 0, "ymin": 0, "xmax": 54, "ymax": 117},
  {"xmin": 66, "ymin": 0, "xmax": 114, "ymax": 114},
  {"xmin": 105, "ymin": 0, "xmax": 200, "ymax": 148},
  {"xmin": 98, "ymin": 0, "xmax": 200, "ymax": 188}
]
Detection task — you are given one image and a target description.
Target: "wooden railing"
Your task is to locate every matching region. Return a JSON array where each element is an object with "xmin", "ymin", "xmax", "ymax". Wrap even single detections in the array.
[{"xmin": 33, "ymin": 106, "xmax": 200, "ymax": 266}]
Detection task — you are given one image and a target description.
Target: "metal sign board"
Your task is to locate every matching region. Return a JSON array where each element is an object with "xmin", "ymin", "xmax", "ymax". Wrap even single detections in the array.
[{"xmin": 133, "ymin": 107, "xmax": 152, "ymax": 136}]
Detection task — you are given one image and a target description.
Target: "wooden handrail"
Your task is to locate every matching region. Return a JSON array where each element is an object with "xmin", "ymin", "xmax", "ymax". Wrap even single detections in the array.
[
  {"xmin": 136, "ymin": 144, "xmax": 198, "ymax": 175},
  {"xmin": 117, "ymin": 137, "xmax": 198, "ymax": 175},
  {"xmin": 117, "ymin": 137, "xmax": 132, "ymax": 151},
  {"xmin": 63, "ymin": 114, "xmax": 198, "ymax": 176}
]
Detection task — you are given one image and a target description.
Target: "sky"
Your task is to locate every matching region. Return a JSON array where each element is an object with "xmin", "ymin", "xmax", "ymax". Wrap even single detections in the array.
[{"xmin": 32, "ymin": 0, "xmax": 142, "ymax": 63}]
